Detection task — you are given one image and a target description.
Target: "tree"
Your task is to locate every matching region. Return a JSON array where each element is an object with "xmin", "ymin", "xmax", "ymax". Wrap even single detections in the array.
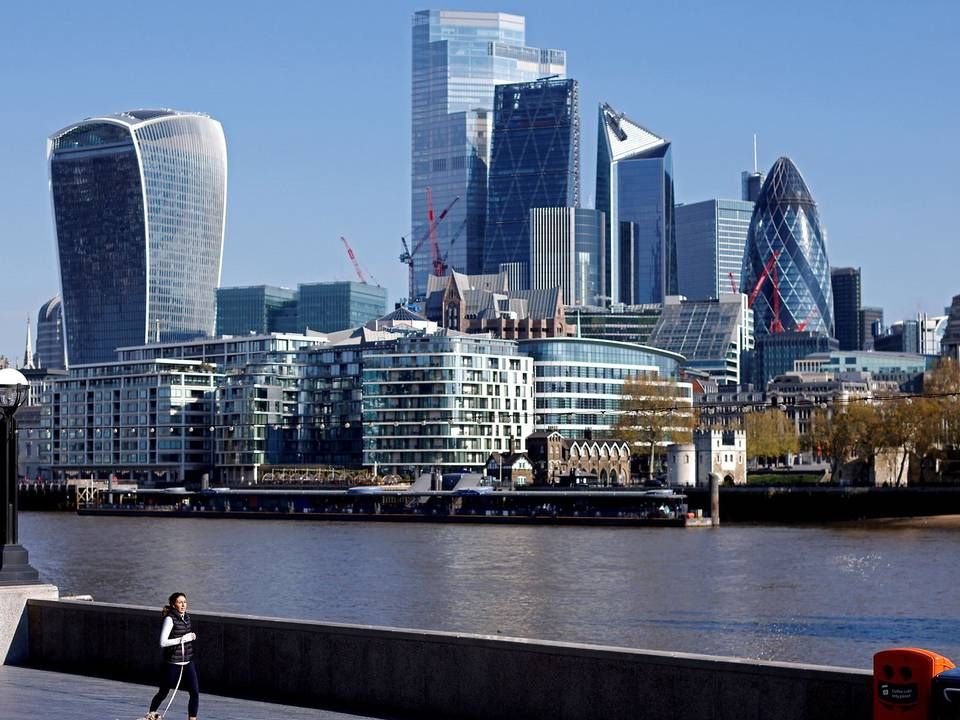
[
  {"xmin": 885, "ymin": 397, "xmax": 940, "ymax": 485},
  {"xmin": 924, "ymin": 358, "xmax": 960, "ymax": 454},
  {"xmin": 803, "ymin": 401, "xmax": 880, "ymax": 482},
  {"xmin": 614, "ymin": 376, "xmax": 694, "ymax": 479},
  {"xmin": 745, "ymin": 409, "xmax": 798, "ymax": 466}
]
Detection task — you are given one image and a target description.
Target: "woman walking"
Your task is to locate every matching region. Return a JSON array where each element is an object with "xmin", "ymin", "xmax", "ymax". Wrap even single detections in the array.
[{"xmin": 147, "ymin": 592, "xmax": 199, "ymax": 720}]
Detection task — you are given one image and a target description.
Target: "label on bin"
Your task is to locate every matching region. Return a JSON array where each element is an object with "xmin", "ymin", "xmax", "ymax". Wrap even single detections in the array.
[{"xmin": 878, "ymin": 682, "xmax": 918, "ymax": 704}]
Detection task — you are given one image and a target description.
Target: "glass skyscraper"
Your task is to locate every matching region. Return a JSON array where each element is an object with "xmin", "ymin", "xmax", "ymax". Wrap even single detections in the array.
[
  {"xmin": 484, "ymin": 77, "xmax": 580, "ymax": 286},
  {"xmin": 35, "ymin": 295, "xmax": 66, "ymax": 370},
  {"xmin": 675, "ymin": 199, "xmax": 754, "ymax": 301},
  {"xmin": 216, "ymin": 286, "xmax": 298, "ymax": 336},
  {"xmin": 411, "ymin": 10, "xmax": 565, "ymax": 300},
  {"xmin": 529, "ymin": 208, "xmax": 604, "ymax": 306},
  {"xmin": 741, "ymin": 157, "xmax": 833, "ymax": 339},
  {"xmin": 48, "ymin": 110, "xmax": 227, "ymax": 366},
  {"xmin": 596, "ymin": 103, "xmax": 676, "ymax": 305}
]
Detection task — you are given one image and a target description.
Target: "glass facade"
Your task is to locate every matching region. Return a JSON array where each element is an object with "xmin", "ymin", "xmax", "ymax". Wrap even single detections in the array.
[
  {"xmin": 741, "ymin": 157, "xmax": 834, "ymax": 338},
  {"xmin": 751, "ymin": 331, "xmax": 839, "ymax": 387},
  {"xmin": 596, "ymin": 103, "xmax": 676, "ymax": 305},
  {"xmin": 36, "ymin": 295, "xmax": 66, "ymax": 370},
  {"xmin": 49, "ymin": 110, "xmax": 227, "ymax": 365},
  {"xmin": 484, "ymin": 77, "xmax": 579, "ymax": 285},
  {"xmin": 675, "ymin": 199, "xmax": 753, "ymax": 301},
  {"xmin": 647, "ymin": 294, "xmax": 753, "ymax": 386},
  {"xmin": 216, "ymin": 285, "xmax": 297, "ymax": 336},
  {"xmin": 520, "ymin": 337, "xmax": 690, "ymax": 438},
  {"xmin": 529, "ymin": 208, "xmax": 604, "ymax": 306},
  {"xmin": 411, "ymin": 10, "xmax": 565, "ymax": 299},
  {"xmin": 296, "ymin": 282, "xmax": 387, "ymax": 333}
]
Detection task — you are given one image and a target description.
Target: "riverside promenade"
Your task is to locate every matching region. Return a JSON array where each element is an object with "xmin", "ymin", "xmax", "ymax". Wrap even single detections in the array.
[{"xmin": 0, "ymin": 665, "xmax": 384, "ymax": 719}]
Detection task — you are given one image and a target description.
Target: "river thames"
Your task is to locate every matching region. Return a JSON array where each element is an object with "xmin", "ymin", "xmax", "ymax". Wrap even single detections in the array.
[{"xmin": 20, "ymin": 512, "xmax": 960, "ymax": 669}]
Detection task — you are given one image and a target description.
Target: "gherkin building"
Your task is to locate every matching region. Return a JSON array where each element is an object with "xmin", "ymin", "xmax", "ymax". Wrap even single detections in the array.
[{"xmin": 741, "ymin": 157, "xmax": 834, "ymax": 338}]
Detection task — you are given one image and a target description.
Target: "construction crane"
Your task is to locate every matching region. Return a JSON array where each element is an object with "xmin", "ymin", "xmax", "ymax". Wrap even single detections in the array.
[
  {"xmin": 399, "ymin": 191, "xmax": 461, "ymax": 300},
  {"xmin": 796, "ymin": 307, "xmax": 820, "ymax": 332},
  {"xmin": 437, "ymin": 217, "xmax": 469, "ymax": 270},
  {"xmin": 747, "ymin": 250, "xmax": 781, "ymax": 308},
  {"xmin": 728, "ymin": 272, "xmax": 739, "ymax": 294},
  {"xmin": 769, "ymin": 261, "xmax": 784, "ymax": 333},
  {"xmin": 339, "ymin": 236, "xmax": 368, "ymax": 284}
]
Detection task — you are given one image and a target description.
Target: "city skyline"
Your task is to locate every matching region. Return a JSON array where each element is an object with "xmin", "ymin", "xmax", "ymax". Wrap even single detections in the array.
[{"xmin": 1, "ymin": 1, "xmax": 957, "ymax": 362}]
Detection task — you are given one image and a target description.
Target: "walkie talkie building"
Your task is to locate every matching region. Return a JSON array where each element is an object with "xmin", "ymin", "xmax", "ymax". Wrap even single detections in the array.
[
  {"xmin": 48, "ymin": 109, "xmax": 227, "ymax": 366},
  {"xmin": 741, "ymin": 157, "xmax": 833, "ymax": 338}
]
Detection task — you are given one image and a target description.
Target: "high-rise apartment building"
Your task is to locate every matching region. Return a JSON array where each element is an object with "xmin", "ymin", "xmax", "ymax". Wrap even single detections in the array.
[
  {"xmin": 35, "ymin": 296, "xmax": 66, "ymax": 370},
  {"xmin": 48, "ymin": 110, "xmax": 227, "ymax": 365},
  {"xmin": 484, "ymin": 77, "xmax": 580, "ymax": 286},
  {"xmin": 529, "ymin": 208, "xmax": 604, "ymax": 306},
  {"xmin": 741, "ymin": 157, "xmax": 833, "ymax": 339},
  {"xmin": 675, "ymin": 199, "xmax": 754, "ymax": 302},
  {"xmin": 831, "ymin": 267, "xmax": 862, "ymax": 351},
  {"xmin": 411, "ymin": 10, "xmax": 565, "ymax": 299},
  {"xmin": 596, "ymin": 103, "xmax": 676, "ymax": 305}
]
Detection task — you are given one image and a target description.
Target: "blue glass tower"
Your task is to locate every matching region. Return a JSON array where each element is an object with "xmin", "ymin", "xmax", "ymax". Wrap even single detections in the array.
[
  {"xmin": 49, "ymin": 110, "xmax": 227, "ymax": 365},
  {"xmin": 484, "ymin": 77, "xmax": 580, "ymax": 287},
  {"xmin": 596, "ymin": 103, "xmax": 676, "ymax": 305},
  {"xmin": 741, "ymin": 157, "xmax": 833, "ymax": 338},
  {"xmin": 411, "ymin": 11, "xmax": 565, "ymax": 300}
]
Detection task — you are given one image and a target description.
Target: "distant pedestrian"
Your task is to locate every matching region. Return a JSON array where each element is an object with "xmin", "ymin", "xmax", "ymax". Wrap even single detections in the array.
[{"xmin": 145, "ymin": 591, "xmax": 199, "ymax": 720}]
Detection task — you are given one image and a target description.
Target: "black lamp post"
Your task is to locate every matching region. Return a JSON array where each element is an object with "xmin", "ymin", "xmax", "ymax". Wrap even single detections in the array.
[{"xmin": 0, "ymin": 368, "xmax": 40, "ymax": 585}]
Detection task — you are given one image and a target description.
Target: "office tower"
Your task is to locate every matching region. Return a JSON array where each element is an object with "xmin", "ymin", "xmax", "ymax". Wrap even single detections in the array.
[
  {"xmin": 216, "ymin": 286, "xmax": 297, "ymax": 336},
  {"xmin": 942, "ymin": 295, "xmax": 960, "ymax": 360},
  {"xmin": 49, "ymin": 110, "xmax": 227, "ymax": 365},
  {"xmin": 529, "ymin": 208, "xmax": 604, "ymax": 305},
  {"xmin": 741, "ymin": 171, "xmax": 764, "ymax": 202},
  {"xmin": 647, "ymin": 294, "xmax": 754, "ymax": 386},
  {"xmin": 741, "ymin": 157, "xmax": 833, "ymax": 339},
  {"xmin": 875, "ymin": 321, "xmax": 920, "ymax": 354},
  {"xmin": 596, "ymin": 103, "xmax": 676, "ymax": 305},
  {"xmin": 297, "ymin": 281, "xmax": 387, "ymax": 333},
  {"xmin": 411, "ymin": 10, "xmax": 565, "ymax": 300},
  {"xmin": 675, "ymin": 199, "xmax": 754, "ymax": 301},
  {"xmin": 741, "ymin": 135, "xmax": 764, "ymax": 202},
  {"xmin": 859, "ymin": 306, "xmax": 883, "ymax": 351},
  {"xmin": 830, "ymin": 267, "xmax": 862, "ymax": 350},
  {"xmin": 484, "ymin": 77, "xmax": 580, "ymax": 286},
  {"xmin": 35, "ymin": 296, "xmax": 66, "ymax": 370},
  {"xmin": 752, "ymin": 331, "xmax": 839, "ymax": 387}
]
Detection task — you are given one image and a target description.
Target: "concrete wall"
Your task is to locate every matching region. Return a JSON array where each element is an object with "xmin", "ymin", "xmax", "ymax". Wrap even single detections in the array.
[{"xmin": 25, "ymin": 599, "xmax": 872, "ymax": 720}]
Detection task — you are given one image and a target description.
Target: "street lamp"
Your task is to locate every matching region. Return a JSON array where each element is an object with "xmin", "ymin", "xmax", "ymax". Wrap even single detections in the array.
[{"xmin": 0, "ymin": 368, "xmax": 40, "ymax": 584}]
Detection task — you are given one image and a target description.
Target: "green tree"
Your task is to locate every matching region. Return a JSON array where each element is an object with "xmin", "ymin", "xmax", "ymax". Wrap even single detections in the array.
[
  {"xmin": 614, "ymin": 376, "xmax": 694, "ymax": 479},
  {"xmin": 745, "ymin": 409, "xmax": 798, "ymax": 465}
]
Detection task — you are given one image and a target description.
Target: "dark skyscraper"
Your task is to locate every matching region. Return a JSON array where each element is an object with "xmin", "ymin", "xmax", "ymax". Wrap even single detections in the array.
[
  {"xmin": 831, "ymin": 267, "xmax": 862, "ymax": 350},
  {"xmin": 484, "ymin": 77, "xmax": 580, "ymax": 287},
  {"xmin": 859, "ymin": 306, "xmax": 884, "ymax": 351},
  {"xmin": 741, "ymin": 157, "xmax": 833, "ymax": 339},
  {"xmin": 49, "ymin": 110, "xmax": 227, "ymax": 365},
  {"xmin": 596, "ymin": 103, "xmax": 676, "ymax": 305}
]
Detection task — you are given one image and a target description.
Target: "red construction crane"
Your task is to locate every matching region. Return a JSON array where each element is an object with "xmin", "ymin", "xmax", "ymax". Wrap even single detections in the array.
[
  {"xmin": 340, "ymin": 235, "xmax": 368, "ymax": 284},
  {"xmin": 747, "ymin": 250, "xmax": 781, "ymax": 308},
  {"xmin": 426, "ymin": 188, "xmax": 446, "ymax": 277},
  {"xmin": 796, "ymin": 307, "xmax": 820, "ymax": 332},
  {"xmin": 399, "ymin": 192, "xmax": 461, "ymax": 300},
  {"xmin": 769, "ymin": 261, "xmax": 784, "ymax": 333}
]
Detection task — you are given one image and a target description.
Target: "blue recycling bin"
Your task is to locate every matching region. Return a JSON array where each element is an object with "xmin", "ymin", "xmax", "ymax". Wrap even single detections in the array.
[{"xmin": 932, "ymin": 668, "xmax": 960, "ymax": 719}]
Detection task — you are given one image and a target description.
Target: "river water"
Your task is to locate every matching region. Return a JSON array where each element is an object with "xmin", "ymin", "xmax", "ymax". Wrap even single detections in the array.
[{"xmin": 19, "ymin": 513, "xmax": 960, "ymax": 669}]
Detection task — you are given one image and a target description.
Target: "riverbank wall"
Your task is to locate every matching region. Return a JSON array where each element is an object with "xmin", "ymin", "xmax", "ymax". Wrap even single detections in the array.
[{"xmin": 25, "ymin": 598, "xmax": 871, "ymax": 720}]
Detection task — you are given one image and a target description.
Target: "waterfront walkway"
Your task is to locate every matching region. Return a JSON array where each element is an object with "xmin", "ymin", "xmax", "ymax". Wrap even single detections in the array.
[{"xmin": 0, "ymin": 665, "xmax": 385, "ymax": 719}]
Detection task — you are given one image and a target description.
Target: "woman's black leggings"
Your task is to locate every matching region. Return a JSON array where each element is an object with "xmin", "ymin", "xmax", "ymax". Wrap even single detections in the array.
[{"xmin": 149, "ymin": 661, "xmax": 199, "ymax": 716}]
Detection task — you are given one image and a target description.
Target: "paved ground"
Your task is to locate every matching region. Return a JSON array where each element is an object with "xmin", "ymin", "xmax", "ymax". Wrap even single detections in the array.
[{"xmin": 0, "ymin": 665, "xmax": 384, "ymax": 719}]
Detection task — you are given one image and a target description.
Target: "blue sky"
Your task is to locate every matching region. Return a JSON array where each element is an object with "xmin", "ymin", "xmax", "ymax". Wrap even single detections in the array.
[{"xmin": 1, "ymin": 1, "xmax": 957, "ymax": 363}]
